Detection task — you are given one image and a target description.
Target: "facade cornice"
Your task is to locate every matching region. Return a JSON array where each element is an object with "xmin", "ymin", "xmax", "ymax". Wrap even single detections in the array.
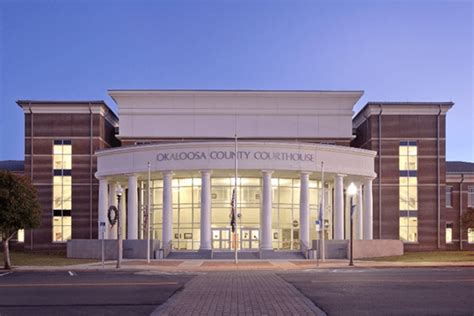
[
  {"xmin": 16, "ymin": 101, "xmax": 119, "ymax": 127},
  {"xmin": 95, "ymin": 141, "xmax": 377, "ymax": 159},
  {"xmin": 446, "ymin": 173, "xmax": 474, "ymax": 183},
  {"xmin": 352, "ymin": 102, "xmax": 454, "ymax": 129},
  {"xmin": 95, "ymin": 141, "xmax": 377, "ymax": 179},
  {"xmin": 108, "ymin": 89, "xmax": 364, "ymax": 98}
]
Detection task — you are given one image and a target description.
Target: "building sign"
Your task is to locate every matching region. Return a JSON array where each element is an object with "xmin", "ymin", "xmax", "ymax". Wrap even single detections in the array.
[{"xmin": 156, "ymin": 150, "xmax": 314, "ymax": 163}]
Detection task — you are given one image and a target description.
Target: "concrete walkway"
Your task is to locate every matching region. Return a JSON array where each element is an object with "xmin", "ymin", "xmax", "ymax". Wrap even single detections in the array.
[
  {"xmin": 152, "ymin": 271, "xmax": 325, "ymax": 316},
  {"xmin": 13, "ymin": 259, "xmax": 474, "ymax": 272}
]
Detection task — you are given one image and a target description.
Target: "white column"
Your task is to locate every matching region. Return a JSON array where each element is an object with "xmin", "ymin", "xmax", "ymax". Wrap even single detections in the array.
[
  {"xmin": 363, "ymin": 178, "xmax": 374, "ymax": 240},
  {"xmin": 108, "ymin": 182, "xmax": 117, "ymax": 239},
  {"xmin": 162, "ymin": 171, "xmax": 173, "ymax": 248},
  {"xmin": 356, "ymin": 184, "xmax": 363, "ymax": 240},
  {"xmin": 127, "ymin": 175, "xmax": 138, "ymax": 240},
  {"xmin": 120, "ymin": 185, "xmax": 127, "ymax": 239},
  {"xmin": 200, "ymin": 170, "xmax": 211, "ymax": 250},
  {"xmin": 334, "ymin": 174, "xmax": 345, "ymax": 240},
  {"xmin": 261, "ymin": 170, "xmax": 273, "ymax": 250},
  {"xmin": 98, "ymin": 178, "xmax": 108, "ymax": 239},
  {"xmin": 299, "ymin": 172, "xmax": 310, "ymax": 250}
]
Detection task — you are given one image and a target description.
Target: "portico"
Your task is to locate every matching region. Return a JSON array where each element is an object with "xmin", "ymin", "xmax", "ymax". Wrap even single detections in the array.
[{"xmin": 96, "ymin": 141, "xmax": 376, "ymax": 254}]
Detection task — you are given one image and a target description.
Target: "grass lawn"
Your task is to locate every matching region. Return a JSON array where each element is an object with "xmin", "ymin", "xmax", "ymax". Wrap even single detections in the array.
[
  {"xmin": 365, "ymin": 251, "xmax": 474, "ymax": 262},
  {"xmin": 1, "ymin": 251, "xmax": 97, "ymax": 267}
]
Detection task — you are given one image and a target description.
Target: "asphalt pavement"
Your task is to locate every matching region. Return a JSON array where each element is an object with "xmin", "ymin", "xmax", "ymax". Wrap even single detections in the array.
[
  {"xmin": 1, "ymin": 267, "xmax": 473, "ymax": 315},
  {"xmin": 0, "ymin": 270, "xmax": 194, "ymax": 316},
  {"xmin": 279, "ymin": 267, "xmax": 474, "ymax": 315}
]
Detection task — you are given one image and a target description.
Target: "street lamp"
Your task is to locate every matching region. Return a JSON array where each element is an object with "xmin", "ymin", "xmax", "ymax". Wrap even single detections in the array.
[
  {"xmin": 347, "ymin": 182, "xmax": 357, "ymax": 267},
  {"xmin": 116, "ymin": 184, "xmax": 123, "ymax": 269}
]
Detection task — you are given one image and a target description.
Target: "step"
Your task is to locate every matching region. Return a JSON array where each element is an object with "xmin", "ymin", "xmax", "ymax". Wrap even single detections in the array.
[{"xmin": 165, "ymin": 250, "xmax": 305, "ymax": 260}]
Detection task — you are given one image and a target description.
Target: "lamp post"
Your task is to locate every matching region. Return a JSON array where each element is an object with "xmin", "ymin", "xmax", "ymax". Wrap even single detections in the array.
[
  {"xmin": 147, "ymin": 162, "xmax": 151, "ymax": 264},
  {"xmin": 116, "ymin": 184, "xmax": 123, "ymax": 269},
  {"xmin": 347, "ymin": 182, "xmax": 357, "ymax": 267}
]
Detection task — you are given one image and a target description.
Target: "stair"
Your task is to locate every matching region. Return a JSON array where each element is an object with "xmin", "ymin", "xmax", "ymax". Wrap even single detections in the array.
[
  {"xmin": 165, "ymin": 250, "xmax": 305, "ymax": 260},
  {"xmin": 264, "ymin": 251, "xmax": 305, "ymax": 260},
  {"xmin": 166, "ymin": 251, "xmax": 211, "ymax": 259},
  {"xmin": 212, "ymin": 251, "xmax": 260, "ymax": 260}
]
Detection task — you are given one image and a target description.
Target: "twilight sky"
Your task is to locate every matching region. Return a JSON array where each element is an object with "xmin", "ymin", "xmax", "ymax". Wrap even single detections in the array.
[{"xmin": 0, "ymin": 0, "xmax": 472, "ymax": 161}]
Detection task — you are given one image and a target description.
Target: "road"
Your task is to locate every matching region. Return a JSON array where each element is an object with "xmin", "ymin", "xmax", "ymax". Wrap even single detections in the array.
[
  {"xmin": 279, "ymin": 267, "xmax": 474, "ymax": 315},
  {"xmin": 0, "ymin": 270, "xmax": 194, "ymax": 316},
  {"xmin": 0, "ymin": 267, "xmax": 473, "ymax": 315}
]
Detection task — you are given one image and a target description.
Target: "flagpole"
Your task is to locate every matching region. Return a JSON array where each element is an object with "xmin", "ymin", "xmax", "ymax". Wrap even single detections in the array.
[
  {"xmin": 321, "ymin": 161, "xmax": 326, "ymax": 262},
  {"xmin": 234, "ymin": 134, "xmax": 238, "ymax": 264},
  {"xmin": 147, "ymin": 161, "xmax": 151, "ymax": 263}
]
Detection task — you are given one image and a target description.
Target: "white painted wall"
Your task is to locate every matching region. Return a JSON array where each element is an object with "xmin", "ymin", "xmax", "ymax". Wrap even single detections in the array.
[{"xmin": 109, "ymin": 90, "xmax": 363, "ymax": 139}]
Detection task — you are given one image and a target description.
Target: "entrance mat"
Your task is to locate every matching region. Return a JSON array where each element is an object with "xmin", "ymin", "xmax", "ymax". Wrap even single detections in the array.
[
  {"xmin": 201, "ymin": 261, "xmax": 273, "ymax": 267},
  {"xmin": 124, "ymin": 260, "xmax": 184, "ymax": 266}
]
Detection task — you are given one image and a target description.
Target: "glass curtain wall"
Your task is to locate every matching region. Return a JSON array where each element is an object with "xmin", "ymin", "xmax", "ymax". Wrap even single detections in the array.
[
  {"xmin": 145, "ymin": 178, "xmax": 202, "ymax": 250},
  {"xmin": 145, "ymin": 176, "xmax": 333, "ymax": 251},
  {"xmin": 271, "ymin": 179, "xmax": 328, "ymax": 250},
  {"xmin": 211, "ymin": 178, "xmax": 261, "ymax": 250}
]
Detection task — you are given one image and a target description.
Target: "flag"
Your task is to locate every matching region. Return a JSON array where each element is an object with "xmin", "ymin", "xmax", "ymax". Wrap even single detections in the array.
[{"xmin": 230, "ymin": 188, "xmax": 236, "ymax": 233}]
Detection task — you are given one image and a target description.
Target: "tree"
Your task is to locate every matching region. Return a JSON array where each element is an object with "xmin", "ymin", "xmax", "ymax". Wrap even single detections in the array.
[
  {"xmin": 461, "ymin": 209, "xmax": 474, "ymax": 230},
  {"xmin": 0, "ymin": 171, "xmax": 41, "ymax": 269}
]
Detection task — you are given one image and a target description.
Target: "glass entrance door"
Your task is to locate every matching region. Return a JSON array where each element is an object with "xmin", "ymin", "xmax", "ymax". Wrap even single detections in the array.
[
  {"xmin": 240, "ymin": 228, "xmax": 259, "ymax": 250},
  {"xmin": 281, "ymin": 228, "xmax": 300, "ymax": 250},
  {"xmin": 212, "ymin": 228, "xmax": 231, "ymax": 250}
]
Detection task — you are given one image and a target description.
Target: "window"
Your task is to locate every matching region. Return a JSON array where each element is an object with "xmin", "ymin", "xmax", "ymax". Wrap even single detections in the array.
[
  {"xmin": 52, "ymin": 140, "xmax": 72, "ymax": 242},
  {"xmin": 445, "ymin": 186, "xmax": 452, "ymax": 208},
  {"xmin": 468, "ymin": 186, "xmax": 474, "ymax": 208},
  {"xmin": 14, "ymin": 229, "xmax": 24, "ymax": 243},
  {"xmin": 399, "ymin": 177, "xmax": 418, "ymax": 210},
  {"xmin": 53, "ymin": 140, "xmax": 72, "ymax": 170},
  {"xmin": 399, "ymin": 217, "xmax": 418, "ymax": 242},
  {"xmin": 399, "ymin": 141, "xmax": 417, "ymax": 171},
  {"xmin": 468, "ymin": 228, "xmax": 474, "ymax": 244},
  {"xmin": 399, "ymin": 141, "xmax": 418, "ymax": 242},
  {"xmin": 445, "ymin": 223, "xmax": 453, "ymax": 244}
]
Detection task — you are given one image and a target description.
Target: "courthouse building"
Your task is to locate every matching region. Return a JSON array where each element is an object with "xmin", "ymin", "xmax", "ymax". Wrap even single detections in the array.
[{"xmin": 7, "ymin": 90, "xmax": 474, "ymax": 255}]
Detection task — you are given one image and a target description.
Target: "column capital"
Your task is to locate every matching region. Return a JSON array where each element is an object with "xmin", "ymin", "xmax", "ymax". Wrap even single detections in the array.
[
  {"xmin": 97, "ymin": 177, "xmax": 108, "ymax": 182},
  {"xmin": 261, "ymin": 170, "xmax": 274, "ymax": 175},
  {"xmin": 363, "ymin": 177, "xmax": 375, "ymax": 183},
  {"xmin": 200, "ymin": 169, "xmax": 212, "ymax": 175},
  {"xmin": 300, "ymin": 171, "xmax": 312, "ymax": 176},
  {"xmin": 162, "ymin": 170, "xmax": 174, "ymax": 177},
  {"xmin": 335, "ymin": 174, "xmax": 347, "ymax": 178},
  {"xmin": 126, "ymin": 173, "xmax": 138, "ymax": 179}
]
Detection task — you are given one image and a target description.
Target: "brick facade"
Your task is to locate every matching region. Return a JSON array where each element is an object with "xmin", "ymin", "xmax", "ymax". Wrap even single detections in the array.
[
  {"xmin": 445, "ymin": 169, "xmax": 474, "ymax": 251},
  {"xmin": 8, "ymin": 97, "xmax": 471, "ymax": 252},
  {"xmin": 17, "ymin": 101, "xmax": 119, "ymax": 250},
  {"xmin": 352, "ymin": 103, "xmax": 453, "ymax": 251}
]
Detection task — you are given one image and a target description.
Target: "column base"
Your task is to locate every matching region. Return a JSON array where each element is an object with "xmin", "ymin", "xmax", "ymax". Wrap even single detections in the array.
[
  {"xmin": 197, "ymin": 249, "xmax": 212, "ymax": 259},
  {"xmin": 259, "ymin": 249, "xmax": 275, "ymax": 259}
]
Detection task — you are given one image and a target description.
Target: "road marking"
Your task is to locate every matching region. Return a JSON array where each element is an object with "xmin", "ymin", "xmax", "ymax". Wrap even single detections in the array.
[
  {"xmin": 0, "ymin": 281, "xmax": 179, "ymax": 288},
  {"xmin": 68, "ymin": 271, "xmax": 77, "ymax": 277},
  {"xmin": 0, "ymin": 272, "xmax": 12, "ymax": 277},
  {"xmin": 311, "ymin": 279, "xmax": 474, "ymax": 283}
]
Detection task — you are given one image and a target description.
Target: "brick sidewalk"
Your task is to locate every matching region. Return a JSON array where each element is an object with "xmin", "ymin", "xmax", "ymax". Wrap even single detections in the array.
[{"xmin": 152, "ymin": 271, "xmax": 325, "ymax": 316}]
